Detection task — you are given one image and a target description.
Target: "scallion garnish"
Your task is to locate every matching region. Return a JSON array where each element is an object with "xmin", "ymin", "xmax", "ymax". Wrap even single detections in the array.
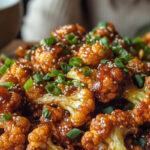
[
  {"xmin": 0, "ymin": 113, "xmax": 12, "ymax": 122},
  {"xmin": 42, "ymin": 108, "xmax": 51, "ymax": 120},
  {"xmin": 33, "ymin": 74, "xmax": 43, "ymax": 84},
  {"xmin": 45, "ymin": 82, "xmax": 62, "ymax": 96},
  {"xmin": 100, "ymin": 59, "xmax": 109, "ymax": 64},
  {"xmin": 97, "ymin": 22, "xmax": 107, "ymax": 29},
  {"xmin": 1, "ymin": 54, "xmax": 7, "ymax": 60},
  {"xmin": 100, "ymin": 36, "xmax": 109, "ymax": 48},
  {"xmin": 66, "ymin": 33, "xmax": 78, "ymax": 45},
  {"xmin": 60, "ymin": 62, "xmax": 72, "ymax": 73},
  {"xmin": 139, "ymin": 138, "xmax": 147, "ymax": 148},
  {"xmin": 0, "ymin": 65, "xmax": 8, "ymax": 75},
  {"xmin": 0, "ymin": 82, "xmax": 14, "ymax": 88},
  {"xmin": 134, "ymin": 74, "xmax": 147, "ymax": 88},
  {"xmin": 66, "ymin": 128, "xmax": 82, "ymax": 139},
  {"xmin": 103, "ymin": 106, "xmax": 114, "ymax": 114},
  {"xmin": 124, "ymin": 36, "xmax": 132, "ymax": 45},
  {"xmin": 69, "ymin": 57, "xmax": 82, "ymax": 67},
  {"xmin": 81, "ymin": 66, "xmax": 92, "ymax": 76},
  {"xmin": 114, "ymin": 58, "xmax": 125, "ymax": 68},
  {"xmin": 40, "ymin": 36, "xmax": 57, "ymax": 46},
  {"xmin": 25, "ymin": 51, "xmax": 31, "ymax": 61},
  {"xmin": 72, "ymin": 80, "xmax": 87, "ymax": 88},
  {"xmin": 24, "ymin": 78, "xmax": 33, "ymax": 90}
]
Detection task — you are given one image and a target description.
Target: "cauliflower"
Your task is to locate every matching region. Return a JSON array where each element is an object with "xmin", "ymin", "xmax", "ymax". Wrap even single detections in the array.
[
  {"xmin": 77, "ymin": 42, "xmax": 113, "ymax": 66},
  {"xmin": 35, "ymin": 88, "xmax": 95, "ymax": 127},
  {"xmin": 27, "ymin": 124, "xmax": 64, "ymax": 150},
  {"xmin": 81, "ymin": 110, "xmax": 138, "ymax": 150},
  {"xmin": 51, "ymin": 24, "xmax": 86, "ymax": 42},
  {"xmin": 67, "ymin": 61, "xmax": 125, "ymax": 103},
  {"xmin": 0, "ymin": 115, "xmax": 30, "ymax": 150}
]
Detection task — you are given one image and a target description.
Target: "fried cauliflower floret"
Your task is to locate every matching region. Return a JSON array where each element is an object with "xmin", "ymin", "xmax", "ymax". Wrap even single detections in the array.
[
  {"xmin": 0, "ymin": 115, "xmax": 30, "ymax": 150},
  {"xmin": 67, "ymin": 61, "xmax": 125, "ymax": 103},
  {"xmin": 0, "ymin": 86, "xmax": 21, "ymax": 113},
  {"xmin": 35, "ymin": 88, "xmax": 95, "ymax": 127},
  {"xmin": 77, "ymin": 42, "xmax": 113, "ymax": 66},
  {"xmin": 127, "ymin": 57, "xmax": 150, "ymax": 75},
  {"xmin": 93, "ymin": 22, "xmax": 117, "ymax": 40},
  {"xmin": 27, "ymin": 124, "xmax": 64, "ymax": 150},
  {"xmin": 31, "ymin": 45, "xmax": 63, "ymax": 73},
  {"xmin": 51, "ymin": 24, "xmax": 86, "ymax": 42},
  {"xmin": 82, "ymin": 110, "xmax": 138, "ymax": 150}
]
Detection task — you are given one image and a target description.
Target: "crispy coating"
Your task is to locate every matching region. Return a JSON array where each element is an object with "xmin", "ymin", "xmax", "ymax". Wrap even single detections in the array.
[
  {"xmin": 35, "ymin": 88, "xmax": 95, "ymax": 127},
  {"xmin": 0, "ymin": 86, "xmax": 21, "ymax": 113},
  {"xmin": 81, "ymin": 110, "xmax": 138, "ymax": 150},
  {"xmin": 0, "ymin": 115, "xmax": 30, "ymax": 150},
  {"xmin": 127, "ymin": 57, "xmax": 150, "ymax": 75},
  {"xmin": 27, "ymin": 124, "xmax": 64, "ymax": 150},
  {"xmin": 77, "ymin": 42, "xmax": 113, "ymax": 66},
  {"xmin": 142, "ymin": 32, "xmax": 150, "ymax": 47},
  {"xmin": 93, "ymin": 22, "xmax": 118, "ymax": 41},
  {"xmin": 51, "ymin": 24, "xmax": 86, "ymax": 43},
  {"xmin": 93, "ymin": 61, "xmax": 125, "ymax": 102}
]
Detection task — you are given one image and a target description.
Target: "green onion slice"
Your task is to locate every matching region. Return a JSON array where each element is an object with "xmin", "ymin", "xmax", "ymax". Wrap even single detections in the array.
[
  {"xmin": 24, "ymin": 78, "xmax": 33, "ymax": 90},
  {"xmin": 81, "ymin": 66, "xmax": 92, "ymax": 76},
  {"xmin": 0, "ymin": 113, "xmax": 12, "ymax": 122},
  {"xmin": 66, "ymin": 128, "xmax": 82, "ymax": 139},
  {"xmin": 103, "ymin": 106, "xmax": 114, "ymax": 114},
  {"xmin": 0, "ymin": 82, "xmax": 14, "ymax": 88},
  {"xmin": 40, "ymin": 36, "xmax": 57, "ymax": 46},
  {"xmin": 69, "ymin": 57, "xmax": 82, "ymax": 67},
  {"xmin": 0, "ymin": 65, "xmax": 8, "ymax": 75},
  {"xmin": 33, "ymin": 74, "xmax": 43, "ymax": 84},
  {"xmin": 42, "ymin": 108, "xmax": 51, "ymax": 120}
]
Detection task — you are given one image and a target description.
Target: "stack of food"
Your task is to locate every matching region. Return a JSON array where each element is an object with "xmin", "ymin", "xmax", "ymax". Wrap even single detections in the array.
[{"xmin": 0, "ymin": 22, "xmax": 149, "ymax": 150}]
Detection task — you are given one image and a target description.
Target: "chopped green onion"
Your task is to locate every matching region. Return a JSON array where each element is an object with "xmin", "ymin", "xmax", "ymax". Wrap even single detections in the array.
[
  {"xmin": 81, "ymin": 66, "xmax": 92, "ymax": 76},
  {"xmin": 73, "ymin": 80, "xmax": 87, "ymax": 88},
  {"xmin": 0, "ymin": 113, "xmax": 12, "ymax": 122},
  {"xmin": 25, "ymin": 51, "xmax": 31, "ymax": 61},
  {"xmin": 103, "ymin": 106, "xmax": 114, "ymax": 114},
  {"xmin": 43, "ymin": 73, "xmax": 51, "ymax": 81},
  {"xmin": 100, "ymin": 36, "xmax": 109, "ymax": 48},
  {"xmin": 69, "ymin": 57, "xmax": 82, "ymax": 67},
  {"xmin": 130, "ymin": 47, "xmax": 137, "ymax": 54},
  {"xmin": 123, "ymin": 68, "xmax": 129, "ymax": 73},
  {"xmin": 60, "ymin": 62, "xmax": 72, "ymax": 73},
  {"xmin": 124, "ymin": 36, "xmax": 132, "ymax": 45},
  {"xmin": 66, "ymin": 128, "xmax": 82, "ymax": 139},
  {"xmin": 100, "ymin": 59, "xmax": 109, "ymax": 64},
  {"xmin": 31, "ymin": 46, "xmax": 37, "ymax": 50},
  {"xmin": 133, "ymin": 37, "xmax": 142, "ymax": 44},
  {"xmin": 1, "ymin": 54, "xmax": 7, "ymax": 60},
  {"xmin": 66, "ymin": 33, "xmax": 78, "ymax": 45},
  {"xmin": 42, "ymin": 108, "xmax": 51, "ymax": 120},
  {"xmin": 139, "ymin": 138, "xmax": 146, "ymax": 148},
  {"xmin": 40, "ymin": 36, "xmax": 57, "ymax": 46},
  {"xmin": 33, "ymin": 74, "xmax": 43, "ymax": 84},
  {"xmin": 24, "ymin": 78, "xmax": 33, "ymax": 90},
  {"xmin": 97, "ymin": 22, "xmax": 107, "ymax": 29},
  {"xmin": 4, "ymin": 58, "xmax": 16, "ymax": 67},
  {"xmin": 119, "ymin": 49, "xmax": 132, "ymax": 62},
  {"xmin": 0, "ymin": 65, "xmax": 8, "ymax": 75},
  {"xmin": 125, "ymin": 103, "xmax": 135, "ymax": 110},
  {"xmin": 45, "ymin": 82, "xmax": 62, "ymax": 96},
  {"xmin": 134, "ymin": 74, "xmax": 147, "ymax": 88},
  {"xmin": 48, "ymin": 69, "xmax": 61, "ymax": 77},
  {"xmin": 0, "ymin": 82, "xmax": 14, "ymax": 88},
  {"xmin": 114, "ymin": 58, "xmax": 125, "ymax": 68}
]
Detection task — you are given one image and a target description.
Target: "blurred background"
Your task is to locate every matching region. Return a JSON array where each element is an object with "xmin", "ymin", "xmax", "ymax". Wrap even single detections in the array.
[{"xmin": 1, "ymin": 0, "xmax": 150, "ymax": 48}]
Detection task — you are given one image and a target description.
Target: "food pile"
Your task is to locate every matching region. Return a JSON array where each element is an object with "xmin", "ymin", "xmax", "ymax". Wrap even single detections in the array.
[{"xmin": 0, "ymin": 22, "xmax": 149, "ymax": 150}]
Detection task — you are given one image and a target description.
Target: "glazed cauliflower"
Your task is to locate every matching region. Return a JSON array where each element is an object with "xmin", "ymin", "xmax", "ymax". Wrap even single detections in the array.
[
  {"xmin": 0, "ymin": 115, "xmax": 30, "ymax": 150},
  {"xmin": 35, "ymin": 88, "xmax": 95, "ymax": 127},
  {"xmin": 81, "ymin": 110, "xmax": 138, "ymax": 150},
  {"xmin": 67, "ymin": 61, "xmax": 125, "ymax": 103},
  {"xmin": 77, "ymin": 42, "xmax": 113, "ymax": 66},
  {"xmin": 27, "ymin": 124, "xmax": 64, "ymax": 150}
]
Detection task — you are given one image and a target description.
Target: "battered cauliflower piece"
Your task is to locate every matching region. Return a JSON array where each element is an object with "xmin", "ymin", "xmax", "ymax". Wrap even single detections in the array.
[
  {"xmin": 77, "ymin": 42, "xmax": 113, "ymax": 66},
  {"xmin": 142, "ymin": 32, "xmax": 150, "ymax": 47},
  {"xmin": 93, "ymin": 22, "xmax": 117, "ymax": 41},
  {"xmin": 35, "ymin": 88, "xmax": 95, "ymax": 127},
  {"xmin": 67, "ymin": 61, "xmax": 125, "ymax": 102},
  {"xmin": 127, "ymin": 57, "xmax": 150, "ymax": 75},
  {"xmin": 31, "ymin": 45, "xmax": 63, "ymax": 73},
  {"xmin": 27, "ymin": 124, "xmax": 64, "ymax": 150},
  {"xmin": 81, "ymin": 110, "xmax": 138, "ymax": 150},
  {"xmin": 51, "ymin": 24, "xmax": 86, "ymax": 43},
  {"xmin": 0, "ymin": 85, "xmax": 21, "ymax": 113},
  {"xmin": 0, "ymin": 115, "xmax": 30, "ymax": 150}
]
